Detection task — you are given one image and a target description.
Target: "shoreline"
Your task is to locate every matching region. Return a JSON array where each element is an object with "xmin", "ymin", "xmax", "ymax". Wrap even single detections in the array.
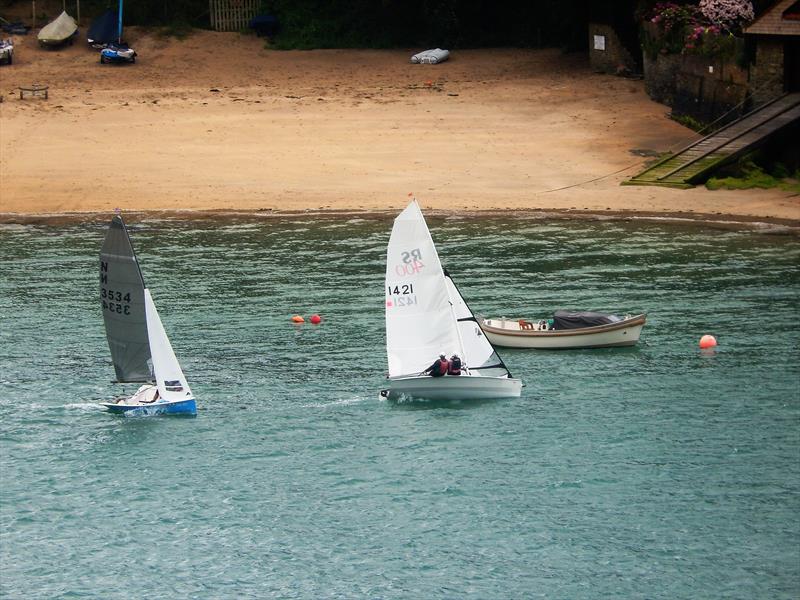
[
  {"xmin": 1, "ymin": 32, "xmax": 797, "ymax": 224},
  {"xmin": 2, "ymin": 207, "xmax": 798, "ymax": 233}
]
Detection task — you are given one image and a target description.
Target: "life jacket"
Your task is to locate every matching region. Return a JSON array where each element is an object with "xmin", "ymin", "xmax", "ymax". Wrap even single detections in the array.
[
  {"xmin": 430, "ymin": 358, "xmax": 448, "ymax": 377},
  {"xmin": 448, "ymin": 357, "xmax": 462, "ymax": 375}
]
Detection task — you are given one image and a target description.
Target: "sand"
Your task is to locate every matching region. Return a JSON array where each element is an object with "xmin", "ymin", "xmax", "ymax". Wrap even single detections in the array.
[{"xmin": 1, "ymin": 29, "xmax": 798, "ymax": 223}]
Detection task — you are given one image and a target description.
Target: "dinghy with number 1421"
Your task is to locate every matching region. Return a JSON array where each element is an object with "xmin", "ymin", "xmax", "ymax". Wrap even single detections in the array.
[
  {"xmin": 382, "ymin": 198, "xmax": 521, "ymax": 401},
  {"xmin": 98, "ymin": 215, "xmax": 196, "ymax": 415}
]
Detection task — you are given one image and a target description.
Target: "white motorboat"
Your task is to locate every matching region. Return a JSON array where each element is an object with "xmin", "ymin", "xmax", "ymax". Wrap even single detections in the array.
[
  {"xmin": 383, "ymin": 199, "xmax": 522, "ymax": 401},
  {"xmin": 97, "ymin": 215, "xmax": 196, "ymax": 415},
  {"xmin": 481, "ymin": 311, "xmax": 646, "ymax": 350}
]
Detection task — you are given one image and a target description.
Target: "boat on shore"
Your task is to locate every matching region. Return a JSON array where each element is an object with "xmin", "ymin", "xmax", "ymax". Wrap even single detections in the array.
[
  {"xmin": 38, "ymin": 11, "xmax": 78, "ymax": 47},
  {"xmin": 383, "ymin": 199, "xmax": 521, "ymax": 401},
  {"xmin": 481, "ymin": 311, "xmax": 646, "ymax": 350},
  {"xmin": 98, "ymin": 215, "xmax": 196, "ymax": 416}
]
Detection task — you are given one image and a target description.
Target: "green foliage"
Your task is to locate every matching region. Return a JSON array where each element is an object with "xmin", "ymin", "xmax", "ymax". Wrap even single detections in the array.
[
  {"xmin": 670, "ymin": 113, "xmax": 708, "ymax": 132},
  {"xmin": 259, "ymin": 0, "xmax": 591, "ymax": 50},
  {"xmin": 706, "ymin": 161, "xmax": 800, "ymax": 192}
]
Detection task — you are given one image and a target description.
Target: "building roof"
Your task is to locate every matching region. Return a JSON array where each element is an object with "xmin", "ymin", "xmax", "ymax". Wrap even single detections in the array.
[{"xmin": 745, "ymin": 0, "xmax": 800, "ymax": 35}]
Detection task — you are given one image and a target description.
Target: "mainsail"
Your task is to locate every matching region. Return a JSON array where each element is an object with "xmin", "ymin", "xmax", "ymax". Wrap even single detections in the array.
[
  {"xmin": 87, "ymin": 8, "xmax": 118, "ymax": 46},
  {"xmin": 100, "ymin": 216, "xmax": 151, "ymax": 382},
  {"xmin": 144, "ymin": 290, "xmax": 193, "ymax": 401},
  {"xmin": 385, "ymin": 200, "xmax": 463, "ymax": 377}
]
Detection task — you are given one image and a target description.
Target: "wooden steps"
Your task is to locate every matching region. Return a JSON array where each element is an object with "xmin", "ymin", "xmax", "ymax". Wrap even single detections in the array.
[{"xmin": 625, "ymin": 92, "xmax": 800, "ymax": 188}]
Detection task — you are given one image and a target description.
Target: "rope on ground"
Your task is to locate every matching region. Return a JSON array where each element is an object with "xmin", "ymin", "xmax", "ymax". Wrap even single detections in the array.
[{"xmin": 537, "ymin": 72, "xmax": 785, "ymax": 195}]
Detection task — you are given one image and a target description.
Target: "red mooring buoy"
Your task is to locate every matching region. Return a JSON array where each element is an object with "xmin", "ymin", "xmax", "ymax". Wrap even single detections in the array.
[
  {"xmin": 699, "ymin": 334, "xmax": 717, "ymax": 349},
  {"xmin": 310, "ymin": 314, "xmax": 322, "ymax": 325}
]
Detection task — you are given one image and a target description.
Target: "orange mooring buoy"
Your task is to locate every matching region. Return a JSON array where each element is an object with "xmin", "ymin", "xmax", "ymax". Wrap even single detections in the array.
[
  {"xmin": 699, "ymin": 334, "xmax": 717, "ymax": 349},
  {"xmin": 291, "ymin": 315, "xmax": 305, "ymax": 323}
]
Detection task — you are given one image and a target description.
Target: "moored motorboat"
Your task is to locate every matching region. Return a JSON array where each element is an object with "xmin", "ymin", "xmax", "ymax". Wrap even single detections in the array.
[
  {"xmin": 383, "ymin": 198, "xmax": 522, "ymax": 401},
  {"xmin": 481, "ymin": 311, "xmax": 646, "ymax": 350}
]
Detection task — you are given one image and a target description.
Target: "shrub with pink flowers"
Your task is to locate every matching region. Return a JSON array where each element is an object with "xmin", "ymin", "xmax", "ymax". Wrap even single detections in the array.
[
  {"xmin": 642, "ymin": 0, "xmax": 753, "ymax": 58},
  {"xmin": 699, "ymin": 0, "xmax": 755, "ymax": 32}
]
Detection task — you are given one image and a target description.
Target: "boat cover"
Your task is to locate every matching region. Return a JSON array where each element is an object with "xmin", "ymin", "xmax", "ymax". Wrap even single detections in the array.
[
  {"xmin": 87, "ymin": 8, "xmax": 118, "ymax": 46},
  {"xmin": 38, "ymin": 11, "xmax": 78, "ymax": 44},
  {"xmin": 410, "ymin": 48, "xmax": 450, "ymax": 64},
  {"xmin": 553, "ymin": 310, "xmax": 622, "ymax": 330}
]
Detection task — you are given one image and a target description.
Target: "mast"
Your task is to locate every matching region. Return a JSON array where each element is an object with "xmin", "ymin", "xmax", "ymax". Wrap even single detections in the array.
[{"xmin": 117, "ymin": 0, "xmax": 123, "ymax": 43}]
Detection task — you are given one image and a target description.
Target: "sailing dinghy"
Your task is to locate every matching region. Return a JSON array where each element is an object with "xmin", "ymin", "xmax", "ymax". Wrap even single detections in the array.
[
  {"xmin": 98, "ymin": 215, "xmax": 196, "ymax": 415},
  {"xmin": 383, "ymin": 199, "xmax": 522, "ymax": 401}
]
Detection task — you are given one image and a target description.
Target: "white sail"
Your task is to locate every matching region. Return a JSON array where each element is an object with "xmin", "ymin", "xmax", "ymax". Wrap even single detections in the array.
[
  {"xmin": 444, "ymin": 272, "xmax": 512, "ymax": 378},
  {"xmin": 144, "ymin": 289, "xmax": 193, "ymax": 402},
  {"xmin": 385, "ymin": 200, "xmax": 463, "ymax": 377}
]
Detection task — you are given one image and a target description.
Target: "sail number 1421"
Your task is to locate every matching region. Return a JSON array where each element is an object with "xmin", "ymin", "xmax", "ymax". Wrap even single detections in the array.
[{"xmin": 387, "ymin": 284, "xmax": 414, "ymax": 296}]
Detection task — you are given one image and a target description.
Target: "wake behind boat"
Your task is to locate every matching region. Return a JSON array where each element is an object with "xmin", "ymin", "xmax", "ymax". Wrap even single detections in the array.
[
  {"xmin": 98, "ymin": 215, "xmax": 196, "ymax": 415},
  {"xmin": 481, "ymin": 311, "xmax": 646, "ymax": 349},
  {"xmin": 383, "ymin": 199, "xmax": 521, "ymax": 401}
]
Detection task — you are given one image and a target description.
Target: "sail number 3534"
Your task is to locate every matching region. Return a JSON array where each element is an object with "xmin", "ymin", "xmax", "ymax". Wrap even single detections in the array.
[{"xmin": 101, "ymin": 288, "xmax": 131, "ymax": 315}]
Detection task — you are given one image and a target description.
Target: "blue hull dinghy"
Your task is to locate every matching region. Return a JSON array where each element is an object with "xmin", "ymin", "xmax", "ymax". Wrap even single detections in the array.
[{"xmin": 98, "ymin": 215, "xmax": 196, "ymax": 416}]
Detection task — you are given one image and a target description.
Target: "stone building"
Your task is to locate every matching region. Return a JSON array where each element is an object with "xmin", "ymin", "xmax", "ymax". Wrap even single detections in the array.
[
  {"xmin": 588, "ymin": 23, "xmax": 638, "ymax": 75},
  {"xmin": 744, "ymin": 0, "xmax": 800, "ymax": 104}
]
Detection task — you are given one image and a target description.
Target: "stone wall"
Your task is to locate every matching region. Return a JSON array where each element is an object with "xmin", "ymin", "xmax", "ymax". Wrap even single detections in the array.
[
  {"xmin": 588, "ymin": 23, "xmax": 637, "ymax": 75},
  {"xmin": 672, "ymin": 55, "xmax": 749, "ymax": 125},
  {"xmin": 749, "ymin": 37, "xmax": 785, "ymax": 105},
  {"xmin": 643, "ymin": 48, "xmax": 750, "ymax": 125}
]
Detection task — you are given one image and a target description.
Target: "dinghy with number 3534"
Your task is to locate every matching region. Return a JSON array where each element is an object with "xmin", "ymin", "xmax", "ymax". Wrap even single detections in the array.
[
  {"xmin": 382, "ymin": 198, "xmax": 521, "ymax": 401},
  {"xmin": 98, "ymin": 215, "xmax": 196, "ymax": 415}
]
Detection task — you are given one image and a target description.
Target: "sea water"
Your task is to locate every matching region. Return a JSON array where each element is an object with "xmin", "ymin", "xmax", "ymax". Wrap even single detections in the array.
[{"xmin": 1, "ymin": 214, "xmax": 798, "ymax": 599}]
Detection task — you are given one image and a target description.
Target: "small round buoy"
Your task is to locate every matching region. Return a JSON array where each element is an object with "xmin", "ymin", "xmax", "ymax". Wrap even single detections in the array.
[
  {"xmin": 699, "ymin": 334, "xmax": 717, "ymax": 349},
  {"xmin": 310, "ymin": 314, "xmax": 322, "ymax": 325},
  {"xmin": 291, "ymin": 315, "xmax": 305, "ymax": 323}
]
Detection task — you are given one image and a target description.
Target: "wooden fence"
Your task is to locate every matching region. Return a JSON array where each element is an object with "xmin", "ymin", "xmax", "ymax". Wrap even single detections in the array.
[{"xmin": 209, "ymin": 0, "xmax": 259, "ymax": 32}]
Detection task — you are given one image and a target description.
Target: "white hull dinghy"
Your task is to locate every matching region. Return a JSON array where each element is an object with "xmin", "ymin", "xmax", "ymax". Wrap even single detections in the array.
[
  {"xmin": 383, "ymin": 199, "xmax": 522, "ymax": 401},
  {"xmin": 481, "ymin": 311, "xmax": 646, "ymax": 350},
  {"xmin": 97, "ymin": 215, "xmax": 196, "ymax": 415}
]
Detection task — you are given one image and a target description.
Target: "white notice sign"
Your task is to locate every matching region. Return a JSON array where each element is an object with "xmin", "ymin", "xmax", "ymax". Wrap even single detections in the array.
[{"xmin": 593, "ymin": 35, "xmax": 606, "ymax": 51}]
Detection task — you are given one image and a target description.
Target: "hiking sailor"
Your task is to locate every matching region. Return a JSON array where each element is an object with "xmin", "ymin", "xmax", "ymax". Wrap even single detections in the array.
[{"xmin": 423, "ymin": 354, "xmax": 449, "ymax": 377}]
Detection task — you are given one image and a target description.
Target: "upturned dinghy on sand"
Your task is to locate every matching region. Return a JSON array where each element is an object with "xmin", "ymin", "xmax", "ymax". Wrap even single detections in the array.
[
  {"xmin": 98, "ymin": 215, "xmax": 196, "ymax": 415},
  {"xmin": 481, "ymin": 311, "xmax": 646, "ymax": 349},
  {"xmin": 383, "ymin": 199, "xmax": 521, "ymax": 401},
  {"xmin": 410, "ymin": 48, "xmax": 450, "ymax": 64},
  {"xmin": 38, "ymin": 11, "xmax": 78, "ymax": 47}
]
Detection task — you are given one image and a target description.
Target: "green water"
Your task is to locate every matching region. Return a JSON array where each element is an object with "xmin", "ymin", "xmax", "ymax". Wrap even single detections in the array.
[{"xmin": 1, "ymin": 214, "xmax": 798, "ymax": 598}]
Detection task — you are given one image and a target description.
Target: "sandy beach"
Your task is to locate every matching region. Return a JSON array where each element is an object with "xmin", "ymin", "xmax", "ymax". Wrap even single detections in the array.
[{"xmin": 1, "ymin": 29, "xmax": 798, "ymax": 223}]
